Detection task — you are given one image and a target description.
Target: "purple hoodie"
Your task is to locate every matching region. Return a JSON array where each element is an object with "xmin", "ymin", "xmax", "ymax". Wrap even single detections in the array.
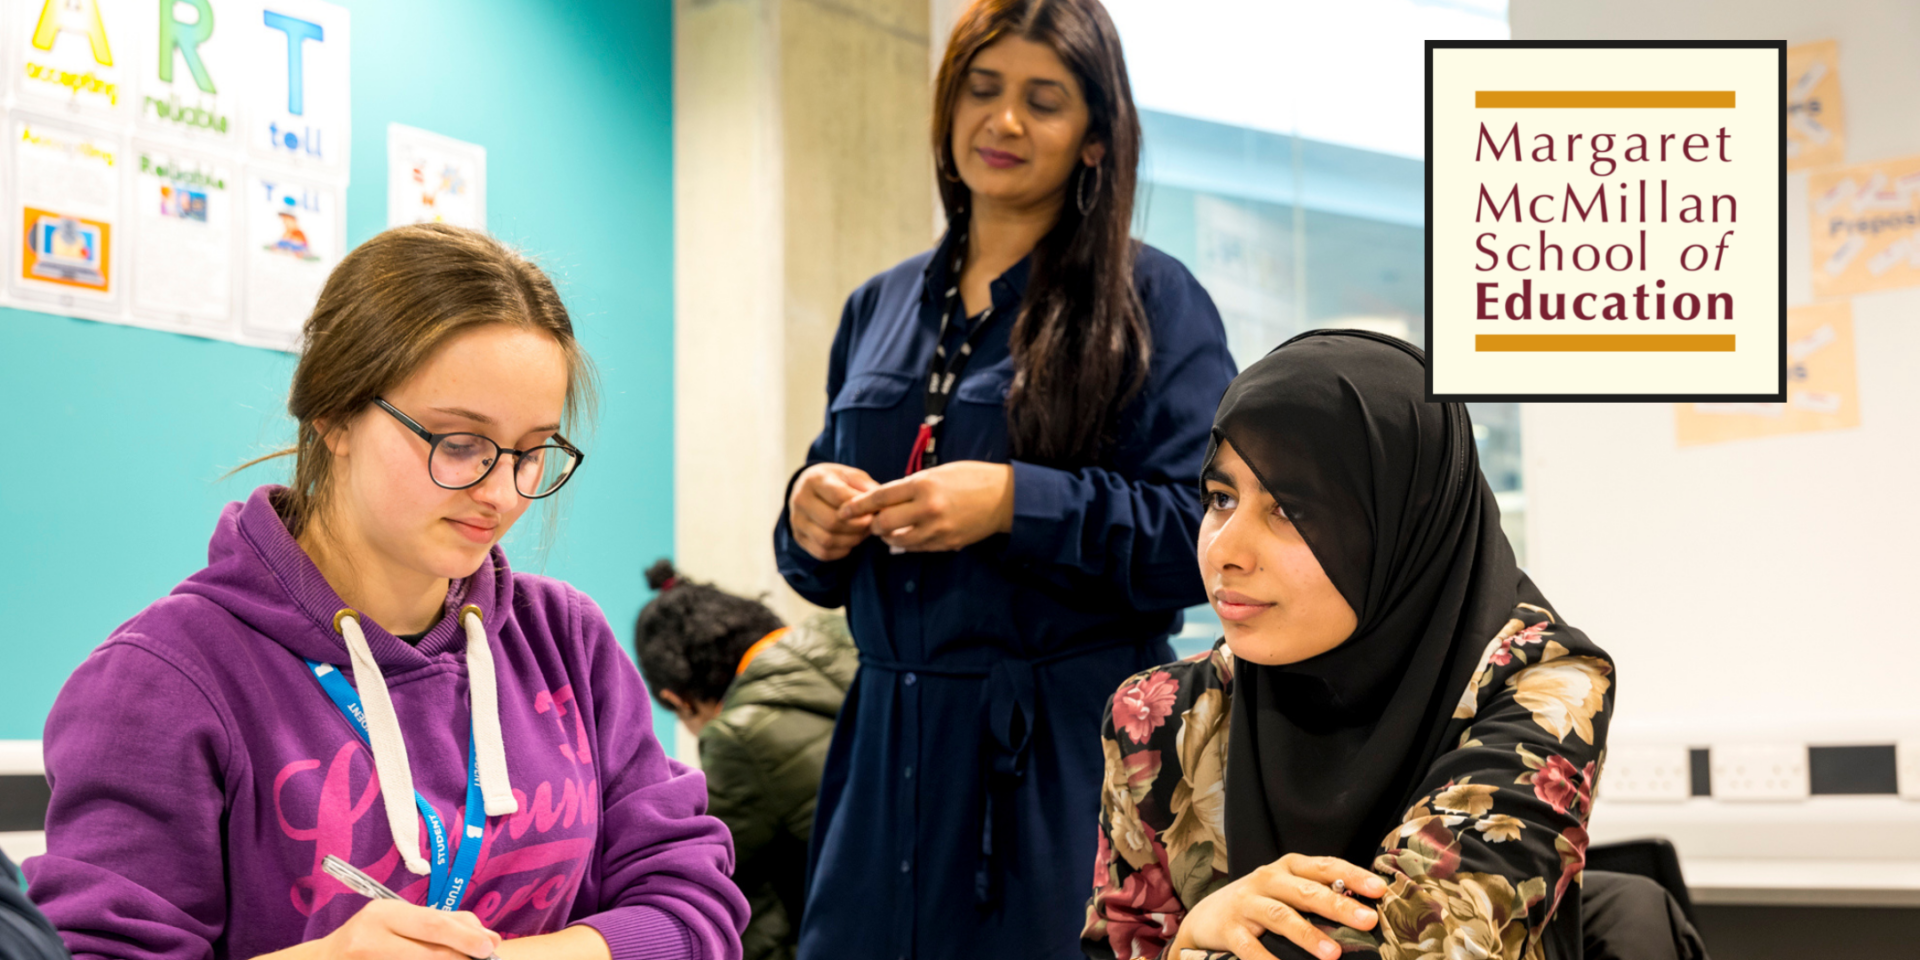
[{"xmin": 23, "ymin": 486, "xmax": 748, "ymax": 960}]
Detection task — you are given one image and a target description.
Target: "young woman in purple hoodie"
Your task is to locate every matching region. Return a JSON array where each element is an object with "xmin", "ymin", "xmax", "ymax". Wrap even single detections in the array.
[{"xmin": 24, "ymin": 224, "xmax": 749, "ymax": 960}]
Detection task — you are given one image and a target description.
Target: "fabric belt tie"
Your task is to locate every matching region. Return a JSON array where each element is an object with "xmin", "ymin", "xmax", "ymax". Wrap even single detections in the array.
[{"xmin": 858, "ymin": 634, "xmax": 1150, "ymax": 910}]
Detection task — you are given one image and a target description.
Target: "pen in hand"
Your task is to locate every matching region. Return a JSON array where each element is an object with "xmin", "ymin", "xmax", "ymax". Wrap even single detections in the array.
[{"xmin": 321, "ymin": 855, "xmax": 502, "ymax": 960}]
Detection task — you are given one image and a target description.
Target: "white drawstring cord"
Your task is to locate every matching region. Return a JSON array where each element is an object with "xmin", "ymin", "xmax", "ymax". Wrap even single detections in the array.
[
  {"xmin": 336, "ymin": 607, "xmax": 517, "ymax": 876},
  {"xmin": 338, "ymin": 614, "xmax": 434, "ymax": 876},
  {"xmin": 462, "ymin": 606, "xmax": 518, "ymax": 815}
]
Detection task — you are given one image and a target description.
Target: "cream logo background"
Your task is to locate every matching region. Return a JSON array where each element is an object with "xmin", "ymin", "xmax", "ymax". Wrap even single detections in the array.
[{"xmin": 1428, "ymin": 42, "xmax": 1784, "ymax": 400}]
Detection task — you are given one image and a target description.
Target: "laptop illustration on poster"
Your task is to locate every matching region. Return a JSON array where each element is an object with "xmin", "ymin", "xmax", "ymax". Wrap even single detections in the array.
[{"xmin": 22, "ymin": 208, "xmax": 111, "ymax": 291}]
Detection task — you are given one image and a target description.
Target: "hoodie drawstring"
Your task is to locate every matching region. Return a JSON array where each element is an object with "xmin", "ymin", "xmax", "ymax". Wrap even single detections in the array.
[
  {"xmin": 337, "ymin": 609, "xmax": 518, "ymax": 877},
  {"xmin": 461, "ymin": 606, "xmax": 517, "ymax": 816}
]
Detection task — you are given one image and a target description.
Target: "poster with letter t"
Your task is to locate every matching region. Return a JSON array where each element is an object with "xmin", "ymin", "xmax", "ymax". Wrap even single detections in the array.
[
  {"xmin": 243, "ymin": 0, "xmax": 350, "ymax": 178},
  {"xmin": 241, "ymin": 166, "xmax": 340, "ymax": 349}
]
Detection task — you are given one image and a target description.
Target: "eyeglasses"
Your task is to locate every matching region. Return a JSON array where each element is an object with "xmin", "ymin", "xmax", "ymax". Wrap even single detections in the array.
[{"xmin": 374, "ymin": 397, "xmax": 584, "ymax": 499}]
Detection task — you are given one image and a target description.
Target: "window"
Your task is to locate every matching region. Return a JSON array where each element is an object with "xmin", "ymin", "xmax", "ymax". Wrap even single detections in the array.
[{"xmin": 1105, "ymin": 0, "xmax": 1525, "ymax": 652}]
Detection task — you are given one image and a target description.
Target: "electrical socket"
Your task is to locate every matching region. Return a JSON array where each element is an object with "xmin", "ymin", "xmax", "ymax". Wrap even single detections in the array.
[
  {"xmin": 1597, "ymin": 744, "xmax": 1690, "ymax": 802},
  {"xmin": 1711, "ymin": 743, "xmax": 1809, "ymax": 801},
  {"xmin": 1899, "ymin": 740, "xmax": 1920, "ymax": 801}
]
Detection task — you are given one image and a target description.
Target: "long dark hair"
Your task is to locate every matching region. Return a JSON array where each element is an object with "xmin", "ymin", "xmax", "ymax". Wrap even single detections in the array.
[{"xmin": 933, "ymin": 0, "xmax": 1150, "ymax": 466}]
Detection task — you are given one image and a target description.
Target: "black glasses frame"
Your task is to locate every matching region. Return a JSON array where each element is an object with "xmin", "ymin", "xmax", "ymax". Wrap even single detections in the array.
[{"xmin": 373, "ymin": 397, "xmax": 585, "ymax": 500}]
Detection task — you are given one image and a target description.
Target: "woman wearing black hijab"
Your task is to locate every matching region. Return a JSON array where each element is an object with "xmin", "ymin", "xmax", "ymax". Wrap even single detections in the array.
[{"xmin": 1081, "ymin": 331, "xmax": 1703, "ymax": 960}]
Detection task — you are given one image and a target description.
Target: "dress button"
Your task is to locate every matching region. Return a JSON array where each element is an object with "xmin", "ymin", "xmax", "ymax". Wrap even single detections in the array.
[
  {"xmin": 900, "ymin": 859, "xmax": 911, "ymax": 873},
  {"xmin": 904, "ymin": 672, "xmax": 918, "ymax": 686},
  {"xmin": 904, "ymin": 766, "xmax": 914, "ymax": 779},
  {"xmin": 904, "ymin": 580, "xmax": 917, "ymax": 594}
]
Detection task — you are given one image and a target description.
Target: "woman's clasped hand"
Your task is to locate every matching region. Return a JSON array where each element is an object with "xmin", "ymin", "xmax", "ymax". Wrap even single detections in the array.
[
  {"xmin": 787, "ymin": 462, "xmax": 880, "ymax": 560},
  {"xmin": 1171, "ymin": 854, "xmax": 1385, "ymax": 960},
  {"xmin": 788, "ymin": 460, "xmax": 1014, "ymax": 559}
]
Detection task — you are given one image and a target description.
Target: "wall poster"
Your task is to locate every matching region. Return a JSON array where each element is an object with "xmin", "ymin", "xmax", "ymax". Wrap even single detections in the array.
[{"xmin": 0, "ymin": 0, "xmax": 351, "ymax": 351}]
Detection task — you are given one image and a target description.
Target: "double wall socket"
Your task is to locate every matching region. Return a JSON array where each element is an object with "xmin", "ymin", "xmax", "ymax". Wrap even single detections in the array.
[
  {"xmin": 1598, "ymin": 744, "xmax": 1691, "ymax": 802},
  {"xmin": 1711, "ymin": 743, "xmax": 1809, "ymax": 801}
]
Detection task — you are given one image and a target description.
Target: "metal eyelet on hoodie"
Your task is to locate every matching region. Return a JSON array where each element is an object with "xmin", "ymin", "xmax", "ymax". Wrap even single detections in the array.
[{"xmin": 332, "ymin": 608, "xmax": 357, "ymax": 635}]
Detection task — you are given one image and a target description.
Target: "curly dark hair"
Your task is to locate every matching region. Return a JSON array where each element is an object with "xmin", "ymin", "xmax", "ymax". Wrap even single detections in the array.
[{"xmin": 633, "ymin": 559, "xmax": 786, "ymax": 707}]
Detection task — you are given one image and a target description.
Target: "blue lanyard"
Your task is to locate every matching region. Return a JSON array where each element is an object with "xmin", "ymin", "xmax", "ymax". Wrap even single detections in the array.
[{"xmin": 304, "ymin": 658, "xmax": 487, "ymax": 911}]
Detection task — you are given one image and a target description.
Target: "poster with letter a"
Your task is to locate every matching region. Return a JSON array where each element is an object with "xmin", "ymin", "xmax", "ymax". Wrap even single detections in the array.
[
  {"xmin": 1674, "ymin": 301, "xmax": 1859, "ymax": 446},
  {"xmin": 243, "ymin": 0, "xmax": 350, "ymax": 177},
  {"xmin": 9, "ymin": 0, "xmax": 134, "ymax": 121},
  {"xmin": 10, "ymin": 116, "xmax": 124, "ymax": 316},
  {"xmin": 1808, "ymin": 155, "xmax": 1920, "ymax": 298},
  {"xmin": 131, "ymin": 143, "xmax": 235, "ymax": 332},
  {"xmin": 134, "ymin": 0, "xmax": 240, "ymax": 147},
  {"xmin": 241, "ymin": 168, "xmax": 339, "ymax": 347}
]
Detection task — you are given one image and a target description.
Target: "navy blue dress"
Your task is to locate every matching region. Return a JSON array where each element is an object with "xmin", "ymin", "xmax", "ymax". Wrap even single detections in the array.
[{"xmin": 776, "ymin": 230, "xmax": 1236, "ymax": 960}]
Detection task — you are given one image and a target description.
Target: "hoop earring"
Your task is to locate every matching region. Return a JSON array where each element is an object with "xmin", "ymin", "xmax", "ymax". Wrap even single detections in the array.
[{"xmin": 1076, "ymin": 163, "xmax": 1102, "ymax": 215}]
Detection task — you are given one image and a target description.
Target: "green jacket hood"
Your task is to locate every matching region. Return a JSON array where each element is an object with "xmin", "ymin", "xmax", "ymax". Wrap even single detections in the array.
[{"xmin": 720, "ymin": 613, "xmax": 856, "ymax": 719}]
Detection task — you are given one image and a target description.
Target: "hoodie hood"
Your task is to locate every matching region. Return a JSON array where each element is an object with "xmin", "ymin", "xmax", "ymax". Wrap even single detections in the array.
[
  {"xmin": 723, "ymin": 613, "xmax": 857, "ymax": 720},
  {"xmin": 173, "ymin": 484, "xmax": 521, "ymax": 874},
  {"xmin": 175, "ymin": 485, "xmax": 514, "ymax": 670}
]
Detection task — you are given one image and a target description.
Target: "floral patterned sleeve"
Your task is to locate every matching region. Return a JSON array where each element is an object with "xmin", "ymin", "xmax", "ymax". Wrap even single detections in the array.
[
  {"xmin": 1365, "ymin": 603, "xmax": 1613, "ymax": 960},
  {"xmin": 1082, "ymin": 645, "xmax": 1235, "ymax": 960},
  {"xmin": 1082, "ymin": 605, "xmax": 1613, "ymax": 960}
]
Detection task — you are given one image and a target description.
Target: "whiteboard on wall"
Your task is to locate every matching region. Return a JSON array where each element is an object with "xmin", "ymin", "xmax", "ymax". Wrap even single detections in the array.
[{"xmin": 1515, "ymin": 1, "xmax": 1920, "ymax": 749}]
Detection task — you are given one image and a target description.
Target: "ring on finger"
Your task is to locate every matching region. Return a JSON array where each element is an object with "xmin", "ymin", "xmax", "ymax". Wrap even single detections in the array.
[{"xmin": 1331, "ymin": 879, "xmax": 1347, "ymax": 897}]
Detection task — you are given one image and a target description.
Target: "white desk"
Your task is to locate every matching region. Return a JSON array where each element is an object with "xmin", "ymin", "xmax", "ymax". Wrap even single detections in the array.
[
  {"xmin": 0, "ymin": 830, "xmax": 45, "ymax": 861},
  {"xmin": 1589, "ymin": 795, "xmax": 1920, "ymax": 906}
]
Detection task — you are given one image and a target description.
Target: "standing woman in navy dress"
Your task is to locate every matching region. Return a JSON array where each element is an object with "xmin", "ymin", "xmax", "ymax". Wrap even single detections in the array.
[{"xmin": 773, "ymin": 2, "xmax": 1235, "ymax": 958}]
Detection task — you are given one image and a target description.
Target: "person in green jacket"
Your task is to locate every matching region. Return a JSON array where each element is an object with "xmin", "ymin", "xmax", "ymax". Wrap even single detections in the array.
[{"xmin": 633, "ymin": 560, "xmax": 857, "ymax": 960}]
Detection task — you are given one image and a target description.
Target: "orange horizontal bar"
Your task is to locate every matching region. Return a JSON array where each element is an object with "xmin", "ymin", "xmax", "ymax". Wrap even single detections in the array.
[
  {"xmin": 1476, "ymin": 90, "xmax": 1735, "ymax": 108},
  {"xmin": 1476, "ymin": 334, "xmax": 1736, "ymax": 352}
]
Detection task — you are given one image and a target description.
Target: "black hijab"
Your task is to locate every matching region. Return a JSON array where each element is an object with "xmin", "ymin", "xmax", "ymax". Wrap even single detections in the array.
[{"xmin": 1214, "ymin": 329, "xmax": 1567, "ymax": 875}]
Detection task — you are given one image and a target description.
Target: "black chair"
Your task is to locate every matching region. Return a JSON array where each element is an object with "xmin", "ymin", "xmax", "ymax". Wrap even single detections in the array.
[{"xmin": 1586, "ymin": 836, "xmax": 1698, "ymax": 928}]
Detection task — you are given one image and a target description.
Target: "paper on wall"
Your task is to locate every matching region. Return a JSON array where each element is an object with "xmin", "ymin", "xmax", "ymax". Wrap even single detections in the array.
[
  {"xmin": 9, "ymin": 0, "xmax": 135, "ymax": 120},
  {"xmin": 0, "ymin": 0, "xmax": 355, "ymax": 352},
  {"xmin": 387, "ymin": 123, "xmax": 486, "ymax": 230},
  {"xmin": 1808, "ymin": 155, "xmax": 1920, "ymax": 298},
  {"xmin": 133, "ymin": 0, "xmax": 240, "ymax": 146},
  {"xmin": 130, "ymin": 143, "xmax": 235, "ymax": 331},
  {"xmin": 242, "ymin": 0, "xmax": 351, "ymax": 176},
  {"xmin": 1674, "ymin": 301, "xmax": 1860, "ymax": 446},
  {"xmin": 9, "ymin": 116, "xmax": 123, "ymax": 315},
  {"xmin": 1786, "ymin": 40, "xmax": 1845, "ymax": 172},
  {"xmin": 241, "ymin": 167, "xmax": 341, "ymax": 348}
]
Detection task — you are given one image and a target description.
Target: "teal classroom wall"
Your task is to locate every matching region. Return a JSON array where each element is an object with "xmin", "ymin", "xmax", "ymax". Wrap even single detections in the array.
[{"xmin": 0, "ymin": 0, "xmax": 683, "ymax": 751}]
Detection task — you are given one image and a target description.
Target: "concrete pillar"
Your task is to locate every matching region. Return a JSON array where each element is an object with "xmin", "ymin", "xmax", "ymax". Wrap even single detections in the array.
[{"xmin": 675, "ymin": 0, "xmax": 934, "ymax": 620}]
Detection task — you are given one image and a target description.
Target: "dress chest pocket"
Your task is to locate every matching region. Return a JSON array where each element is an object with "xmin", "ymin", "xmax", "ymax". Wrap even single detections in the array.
[
  {"xmin": 943, "ymin": 361, "xmax": 1013, "ymax": 463},
  {"xmin": 830, "ymin": 370, "xmax": 916, "ymax": 413},
  {"xmin": 828, "ymin": 370, "xmax": 916, "ymax": 467},
  {"xmin": 953, "ymin": 362, "xmax": 1013, "ymax": 407}
]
